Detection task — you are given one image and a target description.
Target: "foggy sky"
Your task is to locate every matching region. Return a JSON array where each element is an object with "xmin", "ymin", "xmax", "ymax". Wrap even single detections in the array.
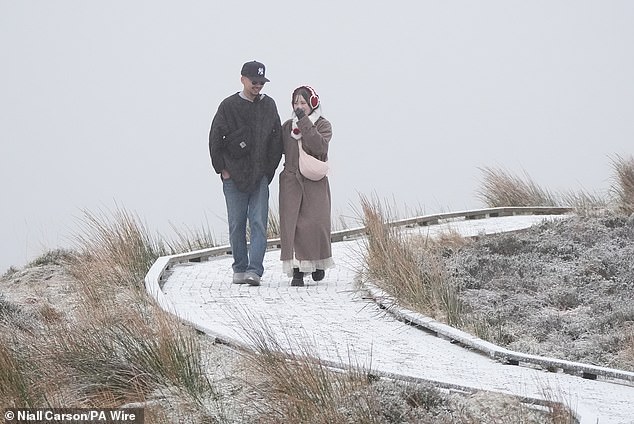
[{"xmin": 1, "ymin": 1, "xmax": 633, "ymax": 272}]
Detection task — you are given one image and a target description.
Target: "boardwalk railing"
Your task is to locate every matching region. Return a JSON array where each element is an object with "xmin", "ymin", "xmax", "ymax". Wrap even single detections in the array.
[
  {"xmin": 144, "ymin": 205, "xmax": 634, "ymax": 386},
  {"xmin": 364, "ymin": 284, "xmax": 634, "ymax": 385},
  {"xmin": 148, "ymin": 206, "xmax": 573, "ymax": 282}
]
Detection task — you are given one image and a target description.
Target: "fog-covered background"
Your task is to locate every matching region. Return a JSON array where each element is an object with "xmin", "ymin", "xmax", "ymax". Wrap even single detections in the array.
[{"xmin": 1, "ymin": 1, "xmax": 633, "ymax": 272}]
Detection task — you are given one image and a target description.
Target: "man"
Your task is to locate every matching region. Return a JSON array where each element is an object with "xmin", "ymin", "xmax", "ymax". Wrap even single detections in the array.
[{"xmin": 209, "ymin": 60, "xmax": 282, "ymax": 286}]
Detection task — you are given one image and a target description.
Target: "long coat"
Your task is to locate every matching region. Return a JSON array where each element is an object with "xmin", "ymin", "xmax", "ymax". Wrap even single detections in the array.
[{"xmin": 279, "ymin": 115, "xmax": 333, "ymax": 262}]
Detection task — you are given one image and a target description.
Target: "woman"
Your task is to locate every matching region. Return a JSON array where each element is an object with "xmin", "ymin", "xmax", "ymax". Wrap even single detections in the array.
[{"xmin": 279, "ymin": 85, "xmax": 334, "ymax": 286}]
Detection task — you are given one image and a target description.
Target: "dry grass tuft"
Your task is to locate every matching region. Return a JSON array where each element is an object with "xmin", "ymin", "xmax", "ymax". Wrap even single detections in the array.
[
  {"xmin": 242, "ymin": 207, "xmax": 281, "ymax": 241},
  {"xmin": 27, "ymin": 248, "xmax": 75, "ymax": 268},
  {"xmin": 537, "ymin": 379, "xmax": 579, "ymax": 424},
  {"xmin": 238, "ymin": 314, "xmax": 377, "ymax": 423},
  {"xmin": 561, "ymin": 190, "xmax": 607, "ymax": 216},
  {"xmin": 38, "ymin": 305, "xmax": 213, "ymax": 407},
  {"xmin": 69, "ymin": 207, "xmax": 167, "ymax": 293},
  {"xmin": 359, "ymin": 195, "xmax": 463, "ymax": 326},
  {"xmin": 38, "ymin": 303, "xmax": 64, "ymax": 324},
  {"xmin": 610, "ymin": 154, "xmax": 634, "ymax": 215},
  {"xmin": 267, "ymin": 206, "xmax": 281, "ymax": 239},
  {"xmin": 0, "ymin": 333, "xmax": 39, "ymax": 407},
  {"xmin": 410, "ymin": 227, "xmax": 472, "ymax": 255},
  {"xmin": 478, "ymin": 166, "xmax": 558, "ymax": 207},
  {"xmin": 0, "ymin": 206, "xmax": 223, "ymax": 421},
  {"xmin": 63, "ymin": 207, "xmax": 214, "ymax": 407},
  {"xmin": 165, "ymin": 221, "xmax": 217, "ymax": 253}
]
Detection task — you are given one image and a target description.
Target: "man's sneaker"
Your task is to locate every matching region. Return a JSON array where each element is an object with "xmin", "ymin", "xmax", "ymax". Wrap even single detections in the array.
[
  {"xmin": 232, "ymin": 272, "xmax": 247, "ymax": 284},
  {"xmin": 311, "ymin": 269, "xmax": 325, "ymax": 281},
  {"xmin": 244, "ymin": 272, "xmax": 261, "ymax": 286}
]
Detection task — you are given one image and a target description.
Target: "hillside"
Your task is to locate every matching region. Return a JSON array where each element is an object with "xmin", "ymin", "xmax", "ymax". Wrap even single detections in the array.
[
  {"xmin": 1, "ymin": 212, "xmax": 633, "ymax": 422},
  {"xmin": 448, "ymin": 213, "xmax": 634, "ymax": 372}
]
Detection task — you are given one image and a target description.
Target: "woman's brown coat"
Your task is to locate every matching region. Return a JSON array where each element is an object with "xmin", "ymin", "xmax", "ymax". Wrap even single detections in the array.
[{"xmin": 278, "ymin": 115, "xmax": 332, "ymax": 262}]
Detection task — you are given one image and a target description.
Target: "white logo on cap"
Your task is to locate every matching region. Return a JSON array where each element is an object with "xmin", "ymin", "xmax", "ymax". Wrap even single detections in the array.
[{"xmin": 258, "ymin": 67, "xmax": 264, "ymax": 75}]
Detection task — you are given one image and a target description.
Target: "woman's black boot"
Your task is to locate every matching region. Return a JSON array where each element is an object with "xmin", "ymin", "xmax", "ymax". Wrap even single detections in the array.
[
  {"xmin": 291, "ymin": 268, "xmax": 304, "ymax": 286},
  {"xmin": 311, "ymin": 269, "xmax": 325, "ymax": 281}
]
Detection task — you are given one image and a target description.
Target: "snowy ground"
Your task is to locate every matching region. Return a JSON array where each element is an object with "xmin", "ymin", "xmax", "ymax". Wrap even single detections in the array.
[{"xmin": 156, "ymin": 214, "xmax": 634, "ymax": 424}]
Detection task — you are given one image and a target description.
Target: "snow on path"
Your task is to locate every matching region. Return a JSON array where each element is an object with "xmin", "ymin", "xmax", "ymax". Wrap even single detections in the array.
[{"xmin": 160, "ymin": 215, "xmax": 634, "ymax": 424}]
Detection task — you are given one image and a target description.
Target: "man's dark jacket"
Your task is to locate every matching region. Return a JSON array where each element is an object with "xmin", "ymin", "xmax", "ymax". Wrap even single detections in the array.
[{"xmin": 209, "ymin": 93, "xmax": 282, "ymax": 193}]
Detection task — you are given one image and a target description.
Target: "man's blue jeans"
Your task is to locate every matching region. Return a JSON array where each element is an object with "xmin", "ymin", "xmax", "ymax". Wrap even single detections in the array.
[{"xmin": 222, "ymin": 177, "xmax": 269, "ymax": 277}]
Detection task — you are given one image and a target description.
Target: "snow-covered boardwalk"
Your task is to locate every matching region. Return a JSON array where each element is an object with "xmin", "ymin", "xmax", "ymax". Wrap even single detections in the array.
[{"xmin": 149, "ymin": 213, "xmax": 634, "ymax": 424}]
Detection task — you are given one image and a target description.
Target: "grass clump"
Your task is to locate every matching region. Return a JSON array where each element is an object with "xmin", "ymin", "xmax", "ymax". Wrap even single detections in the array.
[
  {"xmin": 560, "ymin": 190, "xmax": 607, "ymax": 216},
  {"xmin": 240, "ymin": 323, "xmax": 377, "ymax": 423},
  {"xmin": 0, "ymin": 333, "xmax": 39, "ymax": 408},
  {"xmin": 70, "ymin": 207, "xmax": 167, "ymax": 291},
  {"xmin": 267, "ymin": 206, "xmax": 281, "ymax": 239},
  {"xmin": 0, "ymin": 206, "xmax": 227, "ymax": 422},
  {"xmin": 1, "ymin": 266, "xmax": 19, "ymax": 278},
  {"xmin": 610, "ymin": 154, "xmax": 634, "ymax": 215},
  {"xmin": 239, "ymin": 315, "xmax": 412, "ymax": 423},
  {"xmin": 64, "ymin": 206, "xmax": 217, "ymax": 409},
  {"xmin": 165, "ymin": 220, "xmax": 217, "ymax": 253},
  {"xmin": 359, "ymin": 194, "xmax": 463, "ymax": 326},
  {"xmin": 46, "ymin": 309, "xmax": 212, "ymax": 407},
  {"xmin": 477, "ymin": 166, "xmax": 558, "ymax": 207},
  {"xmin": 27, "ymin": 248, "xmax": 75, "ymax": 268},
  {"xmin": 478, "ymin": 157, "xmax": 634, "ymax": 216}
]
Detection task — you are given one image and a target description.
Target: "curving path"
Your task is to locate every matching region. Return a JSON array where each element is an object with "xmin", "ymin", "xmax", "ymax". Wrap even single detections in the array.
[{"xmin": 148, "ymin": 213, "xmax": 634, "ymax": 424}]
